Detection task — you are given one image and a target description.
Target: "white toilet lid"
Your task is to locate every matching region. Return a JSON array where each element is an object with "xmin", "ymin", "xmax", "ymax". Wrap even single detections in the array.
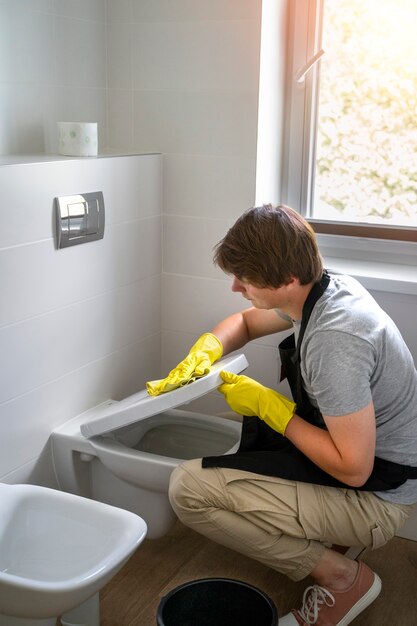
[{"xmin": 80, "ymin": 353, "xmax": 249, "ymax": 438}]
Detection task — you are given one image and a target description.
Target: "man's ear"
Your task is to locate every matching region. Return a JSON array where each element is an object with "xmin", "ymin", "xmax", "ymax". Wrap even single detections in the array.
[{"xmin": 283, "ymin": 276, "xmax": 298, "ymax": 287}]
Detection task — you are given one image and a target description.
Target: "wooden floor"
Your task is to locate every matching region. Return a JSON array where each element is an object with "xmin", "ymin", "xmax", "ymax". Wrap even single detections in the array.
[{"xmin": 99, "ymin": 520, "xmax": 417, "ymax": 625}]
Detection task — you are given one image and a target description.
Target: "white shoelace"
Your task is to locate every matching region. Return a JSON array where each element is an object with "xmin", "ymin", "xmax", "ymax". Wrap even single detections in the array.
[{"xmin": 297, "ymin": 584, "xmax": 336, "ymax": 625}]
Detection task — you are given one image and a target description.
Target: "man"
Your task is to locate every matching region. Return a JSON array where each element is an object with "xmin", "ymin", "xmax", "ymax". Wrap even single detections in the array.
[{"xmin": 148, "ymin": 205, "xmax": 417, "ymax": 626}]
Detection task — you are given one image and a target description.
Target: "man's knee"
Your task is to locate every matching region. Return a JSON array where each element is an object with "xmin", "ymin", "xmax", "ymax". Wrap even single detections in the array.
[{"xmin": 168, "ymin": 458, "xmax": 206, "ymax": 514}]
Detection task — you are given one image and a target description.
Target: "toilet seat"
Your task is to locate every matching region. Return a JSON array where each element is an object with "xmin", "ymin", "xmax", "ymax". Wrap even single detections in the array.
[{"xmin": 80, "ymin": 354, "xmax": 248, "ymax": 438}]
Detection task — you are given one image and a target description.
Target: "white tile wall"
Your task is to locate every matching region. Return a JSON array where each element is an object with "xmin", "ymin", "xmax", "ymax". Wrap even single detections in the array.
[
  {"xmin": 54, "ymin": 0, "xmax": 106, "ymax": 21},
  {"xmin": 133, "ymin": 92, "xmax": 259, "ymax": 157},
  {"xmin": 9, "ymin": 8, "xmax": 55, "ymax": 85},
  {"xmin": 129, "ymin": 0, "xmax": 260, "ymax": 23},
  {"xmin": 161, "ymin": 273, "xmax": 286, "ymax": 351},
  {"xmin": 162, "ymin": 215, "xmax": 231, "ymax": 281},
  {"xmin": 1, "ymin": 1, "xmax": 277, "ymax": 481},
  {"xmin": 0, "ymin": 0, "xmax": 107, "ymax": 155},
  {"xmin": 130, "ymin": 20, "xmax": 260, "ymax": 92},
  {"xmin": 54, "ymin": 17, "xmax": 106, "ymax": 89},
  {"xmin": 163, "ymin": 154, "xmax": 257, "ymax": 220},
  {"xmin": 370, "ymin": 289, "xmax": 417, "ymax": 361},
  {"xmin": 107, "ymin": 21, "xmax": 132, "ymax": 90},
  {"xmin": 0, "ymin": 154, "xmax": 162, "ymax": 484},
  {"xmin": 107, "ymin": 91, "xmax": 134, "ymax": 150},
  {"xmin": 106, "ymin": 0, "xmax": 265, "ymax": 401}
]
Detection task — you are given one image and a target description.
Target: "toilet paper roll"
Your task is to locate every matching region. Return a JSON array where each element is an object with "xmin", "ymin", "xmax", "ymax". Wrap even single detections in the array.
[{"xmin": 57, "ymin": 122, "xmax": 98, "ymax": 157}]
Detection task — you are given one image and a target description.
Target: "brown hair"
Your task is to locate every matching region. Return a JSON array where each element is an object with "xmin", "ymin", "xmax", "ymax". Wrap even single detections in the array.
[{"xmin": 213, "ymin": 204, "xmax": 323, "ymax": 287}]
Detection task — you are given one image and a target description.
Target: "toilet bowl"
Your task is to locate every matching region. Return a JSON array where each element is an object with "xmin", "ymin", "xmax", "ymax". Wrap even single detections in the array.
[
  {"xmin": 0, "ymin": 482, "xmax": 147, "ymax": 626},
  {"xmin": 52, "ymin": 354, "xmax": 247, "ymax": 538}
]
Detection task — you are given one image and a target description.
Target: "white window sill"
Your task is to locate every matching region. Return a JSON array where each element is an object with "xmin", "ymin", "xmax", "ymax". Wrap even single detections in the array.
[
  {"xmin": 324, "ymin": 256, "xmax": 417, "ymax": 296},
  {"xmin": 317, "ymin": 233, "xmax": 417, "ymax": 296}
]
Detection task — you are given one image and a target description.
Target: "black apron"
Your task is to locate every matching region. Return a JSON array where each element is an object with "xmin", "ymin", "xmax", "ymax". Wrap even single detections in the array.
[{"xmin": 203, "ymin": 272, "xmax": 417, "ymax": 491}]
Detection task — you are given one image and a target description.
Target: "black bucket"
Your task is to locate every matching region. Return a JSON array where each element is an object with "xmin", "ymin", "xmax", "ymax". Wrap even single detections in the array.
[{"xmin": 156, "ymin": 577, "xmax": 278, "ymax": 626}]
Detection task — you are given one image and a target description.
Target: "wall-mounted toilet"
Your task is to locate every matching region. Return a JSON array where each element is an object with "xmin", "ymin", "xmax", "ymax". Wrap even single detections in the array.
[{"xmin": 51, "ymin": 355, "xmax": 247, "ymax": 538}]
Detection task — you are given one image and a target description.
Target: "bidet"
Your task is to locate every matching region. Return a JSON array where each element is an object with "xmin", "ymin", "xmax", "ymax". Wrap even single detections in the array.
[{"xmin": 0, "ymin": 483, "xmax": 147, "ymax": 625}]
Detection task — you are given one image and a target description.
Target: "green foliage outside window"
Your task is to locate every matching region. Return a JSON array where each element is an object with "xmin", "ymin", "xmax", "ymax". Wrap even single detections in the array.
[{"xmin": 314, "ymin": 0, "xmax": 417, "ymax": 226}]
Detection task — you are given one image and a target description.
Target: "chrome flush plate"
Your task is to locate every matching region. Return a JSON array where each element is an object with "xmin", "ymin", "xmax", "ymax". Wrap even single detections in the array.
[{"xmin": 55, "ymin": 191, "xmax": 105, "ymax": 248}]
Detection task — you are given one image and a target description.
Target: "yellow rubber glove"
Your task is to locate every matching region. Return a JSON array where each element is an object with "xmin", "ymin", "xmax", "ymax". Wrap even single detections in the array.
[
  {"xmin": 218, "ymin": 371, "xmax": 296, "ymax": 435},
  {"xmin": 146, "ymin": 333, "xmax": 223, "ymax": 396}
]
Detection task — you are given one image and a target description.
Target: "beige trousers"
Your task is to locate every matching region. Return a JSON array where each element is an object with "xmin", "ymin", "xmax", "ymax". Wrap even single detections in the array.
[{"xmin": 168, "ymin": 458, "xmax": 412, "ymax": 581}]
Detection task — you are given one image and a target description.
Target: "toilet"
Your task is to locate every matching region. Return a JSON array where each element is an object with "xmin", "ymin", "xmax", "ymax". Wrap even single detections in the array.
[{"xmin": 51, "ymin": 354, "xmax": 247, "ymax": 538}]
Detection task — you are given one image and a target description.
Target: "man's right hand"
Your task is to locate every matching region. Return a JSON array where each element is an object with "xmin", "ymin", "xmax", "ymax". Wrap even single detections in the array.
[{"xmin": 146, "ymin": 333, "xmax": 223, "ymax": 396}]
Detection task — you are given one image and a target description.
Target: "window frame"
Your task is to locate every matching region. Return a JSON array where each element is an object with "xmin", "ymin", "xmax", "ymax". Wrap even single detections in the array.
[{"xmin": 282, "ymin": 0, "xmax": 417, "ymax": 246}]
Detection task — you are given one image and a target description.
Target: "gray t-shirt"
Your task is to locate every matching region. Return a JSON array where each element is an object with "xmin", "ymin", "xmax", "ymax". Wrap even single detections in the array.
[{"xmin": 283, "ymin": 271, "xmax": 417, "ymax": 505}]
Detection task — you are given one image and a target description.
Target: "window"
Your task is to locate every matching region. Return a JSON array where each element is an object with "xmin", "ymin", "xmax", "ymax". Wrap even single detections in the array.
[{"xmin": 283, "ymin": 0, "xmax": 417, "ymax": 243}]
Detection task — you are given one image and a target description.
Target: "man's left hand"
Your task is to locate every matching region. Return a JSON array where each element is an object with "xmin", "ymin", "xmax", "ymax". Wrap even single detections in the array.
[{"xmin": 218, "ymin": 371, "xmax": 296, "ymax": 435}]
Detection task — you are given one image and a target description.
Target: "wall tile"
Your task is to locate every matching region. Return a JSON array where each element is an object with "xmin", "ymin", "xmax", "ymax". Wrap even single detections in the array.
[
  {"xmin": 133, "ymin": 90, "xmax": 258, "ymax": 156},
  {"xmin": 106, "ymin": 0, "xmax": 132, "ymax": 22},
  {"xmin": 163, "ymin": 154, "xmax": 256, "ymax": 219},
  {"xmin": 53, "ymin": 0, "xmax": 105, "ymax": 22},
  {"xmin": 0, "ymin": 83, "xmax": 54, "ymax": 154},
  {"xmin": 0, "ymin": 85, "xmax": 9, "ymax": 154},
  {"xmin": 0, "ymin": 448, "xmax": 59, "ymax": 489},
  {"xmin": 111, "ymin": 217, "xmax": 162, "ymax": 282},
  {"xmin": 371, "ymin": 289, "xmax": 417, "ymax": 360},
  {"xmin": 53, "ymin": 16, "xmax": 106, "ymax": 89},
  {"xmin": 161, "ymin": 273, "xmax": 285, "ymax": 348},
  {"xmin": 103, "ymin": 154, "xmax": 162, "ymax": 222},
  {"xmin": 107, "ymin": 91, "xmax": 134, "ymax": 149},
  {"xmin": 9, "ymin": 7, "xmax": 54, "ymax": 85},
  {"xmin": 0, "ymin": 220, "xmax": 161, "ymax": 328},
  {"xmin": 161, "ymin": 273, "xmax": 242, "ymax": 334},
  {"xmin": 107, "ymin": 21, "xmax": 132, "ymax": 89},
  {"xmin": 0, "ymin": 276, "xmax": 160, "ymax": 403},
  {"xmin": 0, "ymin": 161, "xmax": 59, "ymax": 249},
  {"xmin": 0, "ymin": 2, "xmax": 12, "ymax": 83},
  {"xmin": 18, "ymin": 1, "xmax": 54, "ymax": 11},
  {"xmin": 163, "ymin": 215, "xmax": 229, "ymax": 279},
  {"xmin": 0, "ymin": 333, "xmax": 160, "ymax": 480},
  {"xmin": 1, "ymin": 0, "xmax": 108, "ymax": 154},
  {"xmin": 131, "ymin": 20, "xmax": 260, "ymax": 92},
  {"xmin": 131, "ymin": 0, "xmax": 261, "ymax": 22}
]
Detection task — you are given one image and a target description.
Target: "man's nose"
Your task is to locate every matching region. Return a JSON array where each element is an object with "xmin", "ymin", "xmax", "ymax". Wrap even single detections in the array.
[{"xmin": 231, "ymin": 277, "xmax": 245, "ymax": 293}]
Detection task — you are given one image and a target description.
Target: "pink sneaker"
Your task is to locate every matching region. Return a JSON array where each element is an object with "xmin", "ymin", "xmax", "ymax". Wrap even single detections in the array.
[{"xmin": 280, "ymin": 561, "xmax": 381, "ymax": 626}]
